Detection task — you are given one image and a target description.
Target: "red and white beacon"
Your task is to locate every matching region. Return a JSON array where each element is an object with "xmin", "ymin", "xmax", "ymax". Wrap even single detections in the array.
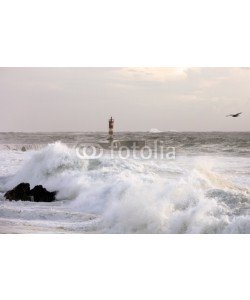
[{"xmin": 108, "ymin": 117, "xmax": 114, "ymax": 141}]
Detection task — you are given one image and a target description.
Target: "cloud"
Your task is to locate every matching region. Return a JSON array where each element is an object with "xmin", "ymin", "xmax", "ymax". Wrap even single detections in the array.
[
  {"xmin": 118, "ymin": 67, "xmax": 188, "ymax": 82},
  {"xmin": 1, "ymin": 67, "xmax": 250, "ymax": 131}
]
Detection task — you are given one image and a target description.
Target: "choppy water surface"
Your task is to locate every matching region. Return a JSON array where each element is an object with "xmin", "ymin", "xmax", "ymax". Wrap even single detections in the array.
[{"xmin": 0, "ymin": 132, "xmax": 249, "ymax": 233}]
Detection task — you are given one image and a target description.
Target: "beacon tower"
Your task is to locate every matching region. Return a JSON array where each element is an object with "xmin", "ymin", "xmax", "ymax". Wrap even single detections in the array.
[{"xmin": 108, "ymin": 117, "xmax": 114, "ymax": 141}]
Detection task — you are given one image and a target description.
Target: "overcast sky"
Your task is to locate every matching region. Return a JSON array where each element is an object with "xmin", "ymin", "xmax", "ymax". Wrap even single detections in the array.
[{"xmin": 0, "ymin": 67, "xmax": 249, "ymax": 132}]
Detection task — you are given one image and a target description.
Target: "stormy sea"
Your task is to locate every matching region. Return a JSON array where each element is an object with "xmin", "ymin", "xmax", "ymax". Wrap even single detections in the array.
[{"xmin": 0, "ymin": 132, "xmax": 249, "ymax": 234}]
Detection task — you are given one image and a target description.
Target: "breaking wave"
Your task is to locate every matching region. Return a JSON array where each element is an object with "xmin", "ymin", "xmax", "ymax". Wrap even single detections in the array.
[
  {"xmin": 1, "ymin": 142, "xmax": 249, "ymax": 233},
  {"xmin": 149, "ymin": 128, "xmax": 163, "ymax": 133}
]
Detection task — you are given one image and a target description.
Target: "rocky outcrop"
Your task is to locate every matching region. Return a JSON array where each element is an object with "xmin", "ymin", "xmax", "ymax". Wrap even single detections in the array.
[
  {"xmin": 30, "ymin": 185, "xmax": 56, "ymax": 202},
  {"xmin": 4, "ymin": 183, "xmax": 56, "ymax": 202},
  {"xmin": 4, "ymin": 183, "xmax": 31, "ymax": 201}
]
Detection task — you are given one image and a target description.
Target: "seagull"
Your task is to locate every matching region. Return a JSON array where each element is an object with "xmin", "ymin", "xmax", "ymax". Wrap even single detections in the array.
[{"xmin": 226, "ymin": 112, "xmax": 243, "ymax": 118}]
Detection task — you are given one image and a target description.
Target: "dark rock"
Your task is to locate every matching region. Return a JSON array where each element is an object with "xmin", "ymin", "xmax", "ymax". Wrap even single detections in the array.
[
  {"xmin": 30, "ymin": 185, "xmax": 56, "ymax": 202},
  {"xmin": 4, "ymin": 183, "xmax": 56, "ymax": 202},
  {"xmin": 4, "ymin": 183, "xmax": 31, "ymax": 201}
]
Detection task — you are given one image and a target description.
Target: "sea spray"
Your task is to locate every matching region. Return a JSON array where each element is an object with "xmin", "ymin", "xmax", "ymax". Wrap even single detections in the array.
[{"xmin": 0, "ymin": 141, "xmax": 249, "ymax": 233}]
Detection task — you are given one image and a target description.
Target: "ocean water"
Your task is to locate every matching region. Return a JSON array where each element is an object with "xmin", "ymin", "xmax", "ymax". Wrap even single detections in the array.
[{"xmin": 0, "ymin": 132, "xmax": 249, "ymax": 234}]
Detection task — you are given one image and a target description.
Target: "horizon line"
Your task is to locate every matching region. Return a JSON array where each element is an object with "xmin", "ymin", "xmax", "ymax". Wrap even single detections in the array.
[{"xmin": 0, "ymin": 130, "xmax": 250, "ymax": 133}]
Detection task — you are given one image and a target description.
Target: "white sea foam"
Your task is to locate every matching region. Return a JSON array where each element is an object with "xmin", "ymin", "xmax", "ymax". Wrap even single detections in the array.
[
  {"xmin": 149, "ymin": 128, "xmax": 162, "ymax": 133},
  {"xmin": 0, "ymin": 142, "xmax": 249, "ymax": 233}
]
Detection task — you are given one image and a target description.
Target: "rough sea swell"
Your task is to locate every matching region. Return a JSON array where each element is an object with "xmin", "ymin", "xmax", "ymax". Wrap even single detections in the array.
[{"xmin": 0, "ymin": 132, "xmax": 250, "ymax": 233}]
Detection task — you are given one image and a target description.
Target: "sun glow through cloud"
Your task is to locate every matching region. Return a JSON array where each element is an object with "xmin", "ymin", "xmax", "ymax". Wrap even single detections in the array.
[{"xmin": 119, "ymin": 67, "xmax": 188, "ymax": 82}]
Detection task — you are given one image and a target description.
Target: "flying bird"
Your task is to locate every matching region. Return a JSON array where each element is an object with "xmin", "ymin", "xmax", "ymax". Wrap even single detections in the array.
[{"xmin": 226, "ymin": 112, "xmax": 243, "ymax": 118}]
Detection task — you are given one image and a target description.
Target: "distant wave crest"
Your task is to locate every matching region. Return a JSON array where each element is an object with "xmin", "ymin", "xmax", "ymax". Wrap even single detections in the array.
[{"xmin": 149, "ymin": 128, "xmax": 163, "ymax": 133}]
